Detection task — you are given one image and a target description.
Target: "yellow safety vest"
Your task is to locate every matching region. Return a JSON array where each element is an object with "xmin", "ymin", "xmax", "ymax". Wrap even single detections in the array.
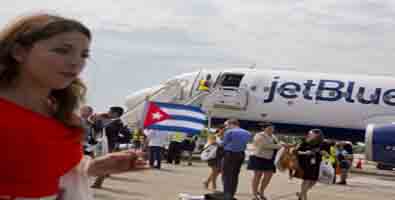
[
  {"xmin": 322, "ymin": 146, "xmax": 337, "ymax": 165},
  {"xmin": 329, "ymin": 146, "xmax": 337, "ymax": 164},
  {"xmin": 133, "ymin": 129, "xmax": 142, "ymax": 141},
  {"xmin": 200, "ymin": 129, "xmax": 209, "ymax": 138},
  {"xmin": 198, "ymin": 80, "xmax": 209, "ymax": 91},
  {"xmin": 171, "ymin": 132, "xmax": 185, "ymax": 143}
]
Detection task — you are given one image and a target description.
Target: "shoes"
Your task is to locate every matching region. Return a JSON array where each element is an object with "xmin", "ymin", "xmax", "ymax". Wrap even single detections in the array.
[
  {"xmin": 91, "ymin": 182, "xmax": 102, "ymax": 189},
  {"xmin": 257, "ymin": 193, "xmax": 267, "ymax": 200},
  {"xmin": 252, "ymin": 193, "xmax": 267, "ymax": 200},
  {"xmin": 337, "ymin": 181, "xmax": 347, "ymax": 185},
  {"xmin": 296, "ymin": 192, "xmax": 302, "ymax": 200},
  {"xmin": 252, "ymin": 195, "xmax": 260, "ymax": 200}
]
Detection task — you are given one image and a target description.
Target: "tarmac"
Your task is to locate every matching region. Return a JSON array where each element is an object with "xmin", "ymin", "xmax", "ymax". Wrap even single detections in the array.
[{"xmin": 92, "ymin": 161, "xmax": 395, "ymax": 200}]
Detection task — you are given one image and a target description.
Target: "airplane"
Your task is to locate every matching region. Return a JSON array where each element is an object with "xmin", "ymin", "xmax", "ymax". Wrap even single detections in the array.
[{"xmin": 122, "ymin": 68, "xmax": 395, "ymax": 165}]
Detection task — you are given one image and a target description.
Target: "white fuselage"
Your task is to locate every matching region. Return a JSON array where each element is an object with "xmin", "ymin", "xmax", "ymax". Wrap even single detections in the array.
[
  {"xmin": 211, "ymin": 69, "xmax": 395, "ymax": 130},
  {"xmin": 123, "ymin": 68, "xmax": 395, "ymax": 140}
]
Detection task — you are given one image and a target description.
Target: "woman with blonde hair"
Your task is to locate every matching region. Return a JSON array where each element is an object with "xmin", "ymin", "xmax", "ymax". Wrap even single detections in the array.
[{"xmin": 203, "ymin": 134, "xmax": 222, "ymax": 191}]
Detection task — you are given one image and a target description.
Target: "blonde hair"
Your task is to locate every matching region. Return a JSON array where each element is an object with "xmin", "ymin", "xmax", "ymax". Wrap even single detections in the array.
[{"xmin": 205, "ymin": 134, "xmax": 217, "ymax": 148}]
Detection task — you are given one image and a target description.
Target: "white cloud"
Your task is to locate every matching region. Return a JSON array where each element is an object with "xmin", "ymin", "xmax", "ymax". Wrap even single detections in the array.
[{"xmin": 2, "ymin": 0, "xmax": 395, "ymax": 110}]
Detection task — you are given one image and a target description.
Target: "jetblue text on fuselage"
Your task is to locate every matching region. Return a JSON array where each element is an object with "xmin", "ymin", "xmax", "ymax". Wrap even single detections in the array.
[{"xmin": 263, "ymin": 78, "xmax": 395, "ymax": 106}]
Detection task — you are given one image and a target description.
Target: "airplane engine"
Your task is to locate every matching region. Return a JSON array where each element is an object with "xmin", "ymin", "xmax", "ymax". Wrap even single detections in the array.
[{"xmin": 365, "ymin": 124, "xmax": 395, "ymax": 165}]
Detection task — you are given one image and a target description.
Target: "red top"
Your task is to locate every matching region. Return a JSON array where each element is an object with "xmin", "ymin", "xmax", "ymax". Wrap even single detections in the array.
[{"xmin": 0, "ymin": 98, "xmax": 83, "ymax": 198}]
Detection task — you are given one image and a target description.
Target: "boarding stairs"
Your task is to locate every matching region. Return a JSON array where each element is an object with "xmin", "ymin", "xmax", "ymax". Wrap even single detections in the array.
[
  {"xmin": 121, "ymin": 80, "xmax": 211, "ymax": 129},
  {"xmin": 122, "ymin": 79, "xmax": 249, "ymax": 130}
]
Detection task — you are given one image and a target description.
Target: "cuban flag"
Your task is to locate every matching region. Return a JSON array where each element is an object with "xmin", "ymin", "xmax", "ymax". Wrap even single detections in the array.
[{"xmin": 143, "ymin": 101, "xmax": 207, "ymax": 135}]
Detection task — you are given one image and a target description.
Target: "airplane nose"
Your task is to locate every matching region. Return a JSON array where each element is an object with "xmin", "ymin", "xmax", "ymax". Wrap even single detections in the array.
[
  {"xmin": 122, "ymin": 88, "xmax": 155, "ymax": 128},
  {"xmin": 125, "ymin": 89, "xmax": 152, "ymax": 111}
]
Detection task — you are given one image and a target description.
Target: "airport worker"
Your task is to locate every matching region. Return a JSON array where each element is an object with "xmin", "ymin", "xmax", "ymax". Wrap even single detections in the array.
[
  {"xmin": 321, "ymin": 139, "xmax": 337, "ymax": 183},
  {"xmin": 0, "ymin": 13, "xmax": 146, "ymax": 199},
  {"xmin": 167, "ymin": 131, "xmax": 185, "ymax": 164},
  {"xmin": 198, "ymin": 74, "xmax": 212, "ymax": 92},
  {"xmin": 133, "ymin": 128, "xmax": 145, "ymax": 150}
]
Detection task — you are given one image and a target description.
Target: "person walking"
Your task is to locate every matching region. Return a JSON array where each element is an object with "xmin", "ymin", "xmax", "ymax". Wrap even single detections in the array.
[
  {"xmin": 203, "ymin": 134, "xmax": 222, "ymax": 191},
  {"xmin": 248, "ymin": 124, "xmax": 283, "ymax": 200},
  {"xmin": 296, "ymin": 129, "xmax": 324, "ymax": 200}
]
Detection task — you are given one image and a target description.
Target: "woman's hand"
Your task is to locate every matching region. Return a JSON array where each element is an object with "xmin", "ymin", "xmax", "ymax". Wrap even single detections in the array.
[{"xmin": 87, "ymin": 150, "xmax": 148, "ymax": 177}]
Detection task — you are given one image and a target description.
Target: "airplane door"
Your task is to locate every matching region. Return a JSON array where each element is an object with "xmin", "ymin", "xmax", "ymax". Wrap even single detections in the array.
[{"xmin": 203, "ymin": 73, "xmax": 248, "ymax": 110}]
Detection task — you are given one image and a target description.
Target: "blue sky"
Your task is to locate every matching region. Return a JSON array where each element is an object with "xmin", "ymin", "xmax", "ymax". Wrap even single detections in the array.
[{"xmin": 1, "ymin": 0, "xmax": 395, "ymax": 111}]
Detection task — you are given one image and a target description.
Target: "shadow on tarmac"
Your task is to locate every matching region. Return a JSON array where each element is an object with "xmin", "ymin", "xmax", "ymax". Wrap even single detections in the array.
[{"xmin": 97, "ymin": 187, "xmax": 147, "ymax": 198}]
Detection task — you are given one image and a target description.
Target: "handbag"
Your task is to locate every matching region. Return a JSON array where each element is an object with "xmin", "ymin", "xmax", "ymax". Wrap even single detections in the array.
[
  {"xmin": 200, "ymin": 144, "xmax": 218, "ymax": 161},
  {"xmin": 318, "ymin": 161, "xmax": 335, "ymax": 184},
  {"xmin": 274, "ymin": 147, "xmax": 286, "ymax": 171}
]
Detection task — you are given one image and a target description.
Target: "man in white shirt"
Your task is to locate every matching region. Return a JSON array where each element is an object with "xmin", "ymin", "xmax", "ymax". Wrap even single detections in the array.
[{"xmin": 145, "ymin": 129, "xmax": 169, "ymax": 169}]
